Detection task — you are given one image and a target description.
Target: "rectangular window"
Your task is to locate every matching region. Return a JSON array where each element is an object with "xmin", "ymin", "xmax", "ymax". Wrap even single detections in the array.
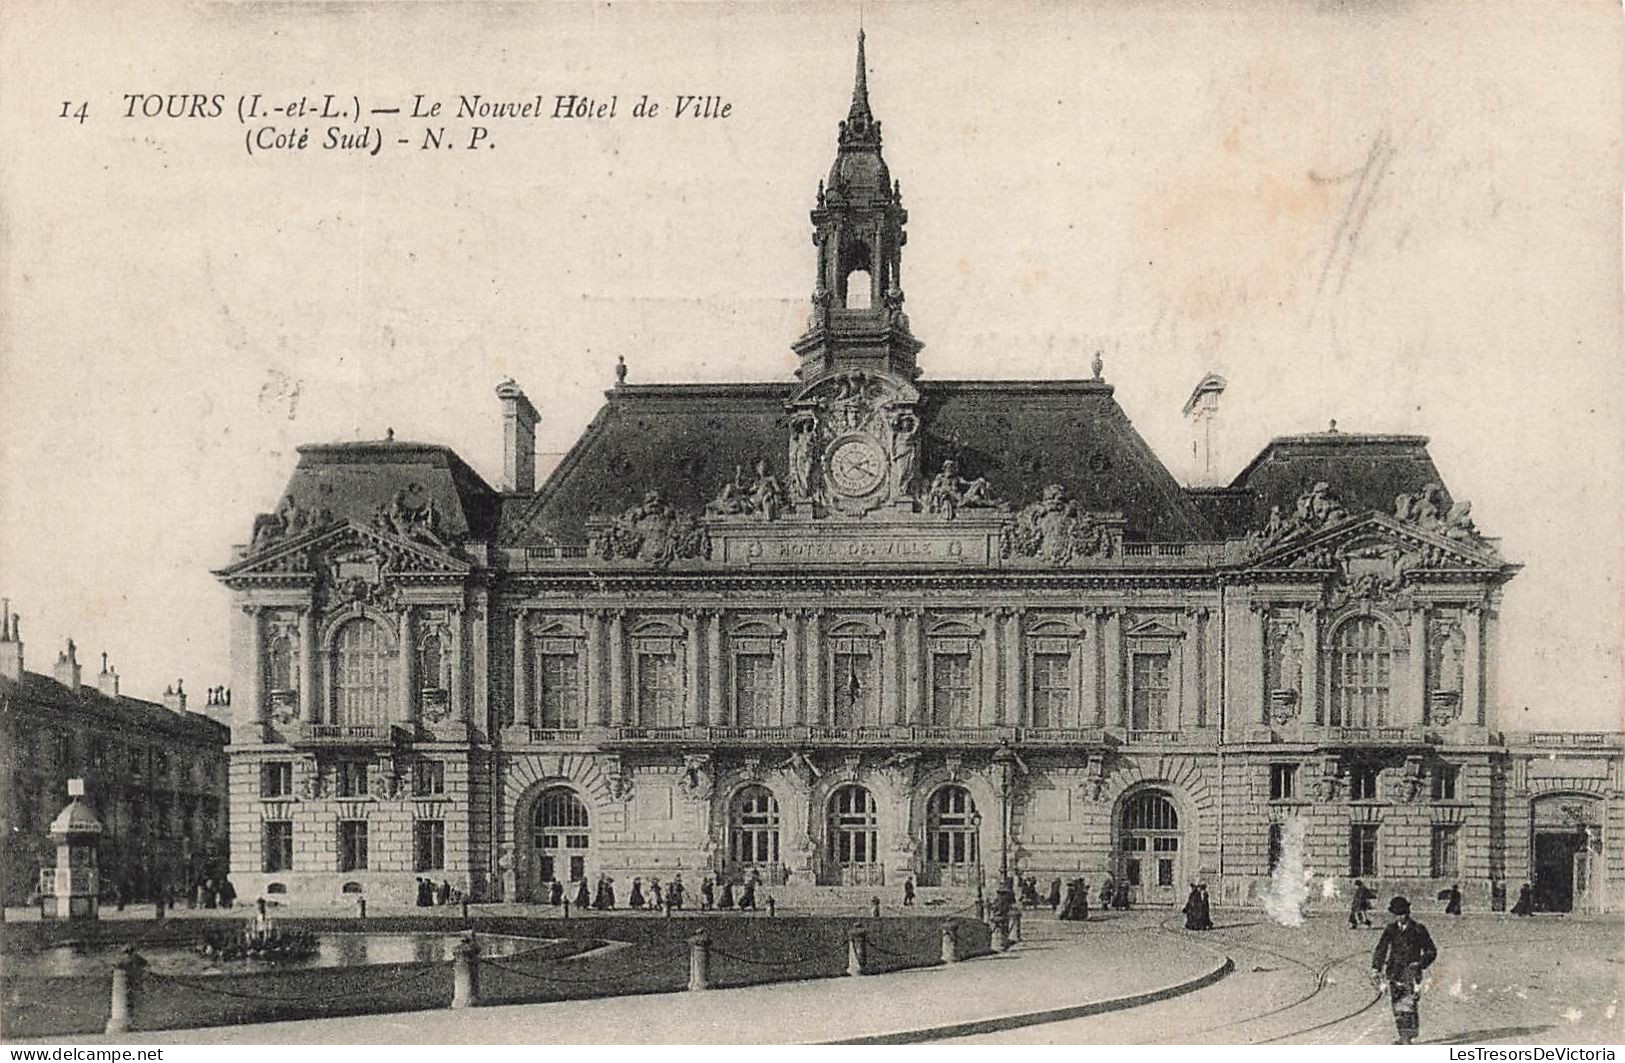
[
  {"xmin": 1349, "ymin": 824, "xmax": 1379, "ymax": 877},
  {"xmin": 1269, "ymin": 764, "xmax": 1298, "ymax": 801},
  {"xmin": 337, "ymin": 761, "xmax": 370, "ymax": 798},
  {"xmin": 832, "ymin": 650, "xmax": 878, "ymax": 728},
  {"xmin": 261, "ymin": 761, "xmax": 294, "ymax": 798},
  {"xmin": 339, "ymin": 820, "xmax": 369, "ymax": 871},
  {"xmin": 413, "ymin": 760, "xmax": 445, "ymax": 797},
  {"xmin": 414, "ymin": 820, "xmax": 446, "ymax": 871},
  {"xmin": 1030, "ymin": 653, "xmax": 1071, "ymax": 728},
  {"xmin": 263, "ymin": 821, "xmax": 294, "ymax": 872},
  {"xmin": 1131, "ymin": 652, "xmax": 1172, "ymax": 730},
  {"xmin": 129, "ymin": 746, "xmax": 143, "ymax": 776},
  {"xmin": 538, "ymin": 652, "xmax": 581, "ymax": 729},
  {"xmin": 1431, "ymin": 764, "xmax": 1459, "ymax": 801},
  {"xmin": 636, "ymin": 651, "xmax": 680, "ymax": 727},
  {"xmin": 931, "ymin": 652, "xmax": 973, "ymax": 727},
  {"xmin": 1268, "ymin": 823, "xmax": 1283, "ymax": 873},
  {"xmin": 1350, "ymin": 766, "xmax": 1380, "ymax": 801},
  {"xmin": 733, "ymin": 652, "xmax": 777, "ymax": 728},
  {"xmin": 1431, "ymin": 825, "xmax": 1460, "ymax": 878}
]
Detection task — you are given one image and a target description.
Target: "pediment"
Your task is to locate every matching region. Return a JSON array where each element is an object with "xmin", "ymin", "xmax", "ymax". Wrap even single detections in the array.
[
  {"xmin": 1124, "ymin": 618, "xmax": 1184, "ymax": 640},
  {"xmin": 217, "ymin": 521, "xmax": 471, "ymax": 583},
  {"xmin": 1245, "ymin": 514, "xmax": 1501, "ymax": 573}
]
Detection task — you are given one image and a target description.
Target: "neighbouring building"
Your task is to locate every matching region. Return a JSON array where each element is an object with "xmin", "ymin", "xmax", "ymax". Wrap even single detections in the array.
[
  {"xmin": 213, "ymin": 35, "xmax": 1623, "ymax": 914},
  {"xmin": 0, "ymin": 603, "xmax": 231, "ymax": 905}
]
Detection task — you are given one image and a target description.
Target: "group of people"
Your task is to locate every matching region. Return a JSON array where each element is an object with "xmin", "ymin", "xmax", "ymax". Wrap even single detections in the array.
[
  {"xmin": 548, "ymin": 870, "xmax": 775, "ymax": 913},
  {"xmin": 414, "ymin": 877, "xmax": 463, "ymax": 907},
  {"xmin": 1181, "ymin": 883, "xmax": 1214, "ymax": 930}
]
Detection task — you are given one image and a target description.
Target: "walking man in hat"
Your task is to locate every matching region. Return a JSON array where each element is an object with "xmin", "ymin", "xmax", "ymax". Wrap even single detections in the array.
[{"xmin": 1371, "ymin": 896, "xmax": 1438, "ymax": 1044}]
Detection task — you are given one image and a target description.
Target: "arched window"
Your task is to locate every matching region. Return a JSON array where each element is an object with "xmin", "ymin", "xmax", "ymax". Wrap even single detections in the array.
[
  {"xmin": 331, "ymin": 618, "xmax": 392, "ymax": 727},
  {"xmin": 1331, "ymin": 616, "xmax": 1393, "ymax": 728},
  {"xmin": 1121, "ymin": 790, "xmax": 1179, "ymax": 832},
  {"xmin": 839, "ymin": 241, "xmax": 874, "ymax": 310},
  {"xmin": 927, "ymin": 786, "xmax": 979, "ymax": 866},
  {"xmin": 729, "ymin": 785, "xmax": 780, "ymax": 867},
  {"xmin": 828, "ymin": 785, "xmax": 878, "ymax": 866},
  {"xmin": 266, "ymin": 634, "xmax": 294, "ymax": 693},
  {"xmin": 534, "ymin": 788, "xmax": 590, "ymax": 883}
]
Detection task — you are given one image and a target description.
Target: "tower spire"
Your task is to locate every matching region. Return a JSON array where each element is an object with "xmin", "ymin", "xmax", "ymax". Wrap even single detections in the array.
[{"xmin": 850, "ymin": 29, "xmax": 871, "ymax": 124}]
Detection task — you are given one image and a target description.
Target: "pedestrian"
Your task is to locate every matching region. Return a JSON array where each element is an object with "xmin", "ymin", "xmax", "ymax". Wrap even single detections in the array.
[
  {"xmin": 650, "ymin": 878, "xmax": 664, "ymax": 910},
  {"xmin": 629, "ymin": 877, "xmax": 646, "ymax": 910},
  {"xmin": 1437, "ymin": 883, "xmax": 1462, "ymax": 916},
  {"xmin": 574, "ymin": 876, "xmax": 590, "ymax": 910},
  {"xmin": 416, "ymin": 878, "xmax": 430, "ymax": 907},
  {"xmin": 549, "ymin": 880, "xmax": 564, "ymax": 906},
  {"xmin": 1350, "ymin": 879, "xmax": 1375, "ymax": 928},
  {"xmin": 1098, "ymin": 873, "xmax": 1115, "ymax": 912},
  {"xmin": 1115, "ymin": 881, "xmax": 1132, "ymax": 910},
  {"xmin": 437, "ymin": 880, "xmax": 451, "ymax": 906},
  {"xmin": 903, "ymin": 877, "xmax": 916, "ymax": 907},
  {"xmin": 1047, "ymin": 877, "xmax": 1062, "ymax": 912},
  {"xmin": 700, "ymin": 876, "xmax": 715, "ymax": 911},
  {"xmin": 719, "ymin": 877, "xmax": 736, "ymax": 910},
  {"xmin": 669, "ymin": 875, "xmax": 685, "ymax": 910},
  {"xmin": 203, "ymin": 878, "xmax": 217, "ymax": 909},
  {"xmin": 740, "ymin": 879, "xmax": 757, "ymax": 911},
  {"xmin": 1183, "ymin": 883, "xmax": 1204, "ymax": 930},
  {"xmin": 1371, "ymin": 896, "xmax": 1438, "ymax": 1045},
  {"xmin": 1511, "ymin": 881, "xmax": 1534, "ymax": 916},
  {"xmin": 1197, "ymin": 883, "xmax": 1213, "ymax": 929},
  {"xmin": 221, "ymin": 877, "xmax": 236, "ymax": 909}
]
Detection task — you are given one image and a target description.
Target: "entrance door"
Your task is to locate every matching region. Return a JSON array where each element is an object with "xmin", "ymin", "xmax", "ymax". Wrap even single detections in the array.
[
  {"xmin": 1119, "ymin": 790, "xmax": 1182, "ymax": 906},
  {"xmin": 1534, "ymin": 831, "xmax": 1584, "ymax": 912},
  {"xmin": 533, "ymin": 788, "xmax": 590, "ymax": 900},
  {"xmin": 825, "ymin": 785, "xmax": 882, "ymax": 886}
]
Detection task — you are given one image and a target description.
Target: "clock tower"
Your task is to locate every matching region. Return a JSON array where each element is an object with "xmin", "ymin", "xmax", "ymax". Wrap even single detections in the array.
[{"xmin": 791, "ymin": 30, "xmax": 923, "ymax": 385}]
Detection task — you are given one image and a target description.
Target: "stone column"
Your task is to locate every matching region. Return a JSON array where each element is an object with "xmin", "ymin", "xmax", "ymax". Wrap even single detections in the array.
[
  {"xmin": 1407, "ymin": 607, "xmax": 1429, "ymax": 727},
  {"xmin": 584, "ymin": 610, "xmax": 607, "ymax": 726},
  {"xmin": 298, "ymin": 605, "xmax": 316, "ymax": 724},
  {"xmin": 981, "ymin": 612, "xmax": 1001, "ymax": 726},
  {"xmin": 1003, "ymin": 609, "xmax": 1023, "ymax": 727},
  {"xmin": 1463, "ymin": 605, "xmax": 1484, "ymax": 728},
  {"xmin": 886, "ymin": 610, "xmax": 905, "ymax": 726},
  {"xmin": 685, "ymin": 612, "xmax": 704, "ymax": 727},
  {"xmin": 706, "ymin": 611, "xmax": 724, "ymax": 729},
  {"xmin": 450, "ymin": 606, "xmax": 466, "ymax": 723},
  {"xmin": 398, "ymin": 607, "xmax": 415, "ymax": 725},
  {"xmin": 1301, "ymin": 607, "xmax": 1320, "ymax": 727},
  {"xmin": 783, "ymin": 610, "xmax": 803, "ymax": 726},
  {"xmin": 469, "ymin": 587, "xmax": 490, "ymax": 734},
  {"xmin": 608, "ymin": 611, "xmax": 627, "ymax": 727},
  {"xmin": 244, "ymin": 605, "xmax": 266, "ymax": 727},
  {"xmin": 1481, "ymin": 600, "xmax": 1500, "ymax": 728},
  {"xmin": 1102, "ymin": 609, "xmax": 1124, "ymax": 728},
  {"xmin": 805, "ymin": 610, "xmax": 824, "ymax": 725},
  {"xmin": 1083, "ymin": 609, "xmax": 1104, "ymax": 727},
  {"xmin": 512, "ymin": 607, "xmax": 529, "ymax": 728}
]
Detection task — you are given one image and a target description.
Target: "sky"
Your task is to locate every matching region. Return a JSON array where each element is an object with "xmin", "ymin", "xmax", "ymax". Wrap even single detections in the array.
[{"xmin": 1, "ymin": 0, "xmax": 1620, "ymax": 731}]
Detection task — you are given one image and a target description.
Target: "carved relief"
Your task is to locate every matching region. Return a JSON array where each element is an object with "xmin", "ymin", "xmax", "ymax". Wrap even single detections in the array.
[
  {"xmin": 590, "ymin": 490, "xmax": 710, "ymax": 565},
  {"xmin": 1323, "ymin": 540, "xmax": 1422, "ymax": 613},
  {"xmin": 1248, "ymin": 482, "xmax": 1349, "ymax": 555},
  {"xmin": 249, "ymin": 494, "xmax": 337, "ymax": 554},
  {"xmin": 1003, "ymin": 484, "xmax": 1114, "ymax": 562},
  {"xmin": 1393, "ymin": 484, "xmax": 1497, "ymax": 555},
  {"xmin": 317, "ymin": 544, "xmax": 404, "ymax": 612},
  {"xmin": 784, "ymin": 370, "xmax": 924, "ymax": 514},
  {"xmin": 603, "ymin": 755, "xmax": 634, "ymax": 802},
  {"xmin": 1265, "ymin": 612, "xmax": 1305, "ymax": 725},
  {"xmin": 678, "ymin": 754, "xmax": 714, "ymax": 801},
  {"xmin": 371, "ymin": 483, "xmax": 458, "ymax": 552}
]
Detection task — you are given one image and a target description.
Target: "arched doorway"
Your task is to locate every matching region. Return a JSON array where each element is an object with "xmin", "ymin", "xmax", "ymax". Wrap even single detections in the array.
[
  {"xmin": 728, "ymin": 785, "xmax": 782, "ymax": 884},
  {"xmin": 924, "ymin": 785, "xmax": 981, "ymax": 887},
  {"xmin": 825, "ymin": 784, "xmax": 881, "ymax": 886},
  {"xmin": 1531, "ymin": 793, "xmax": 1603, "ymax": 912},
  {"xmin": 532, "ymin": 788, "xmax": 590, "ymax": 898},
  {"xmin": 1118, "ymin": 789, "xmax": 1182, "ymax": 906}
]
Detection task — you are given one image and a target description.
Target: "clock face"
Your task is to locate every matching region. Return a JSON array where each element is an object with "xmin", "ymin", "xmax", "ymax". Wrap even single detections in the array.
[{"xmin": 827, "ymin": 437, "xmax": 886, "ymax": 497}]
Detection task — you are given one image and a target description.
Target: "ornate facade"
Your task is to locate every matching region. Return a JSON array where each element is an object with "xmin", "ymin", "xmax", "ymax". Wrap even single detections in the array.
[{"xmin": 216, "ymin": 35, "xmax": 1623, "ymax": 913}]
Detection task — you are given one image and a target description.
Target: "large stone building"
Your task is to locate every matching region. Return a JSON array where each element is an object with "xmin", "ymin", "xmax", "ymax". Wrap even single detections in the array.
[
  {"xmin": 215, "ymin": 36, "xmax": 1622, "ymax": 913},
  {"xmin": 0, "ymin": 603, "xmax": 231, "ymax": 905}
]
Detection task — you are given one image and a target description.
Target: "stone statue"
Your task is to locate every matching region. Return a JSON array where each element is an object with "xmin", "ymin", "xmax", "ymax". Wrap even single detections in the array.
[
  {"xmin": 593, "ymin": 489, "xmax": 709, "ymax": 565},
  {"xmin": 887, "ymin": 409, "xmax": 920, "ymax": 497},
  {"xmin": 750, "ymin": 460, "xmax": 786, "ymax": 520},
  {"xmin": 705, "ymin": 465, "xmax": 749, "ymax": 517},
  {"xmin": 788, "ymin": 411, "xmax": 818, "ymax": 500},
  {"xmin": 927, "ymin": 460, "xmax": 1003, "ymax": 520}
]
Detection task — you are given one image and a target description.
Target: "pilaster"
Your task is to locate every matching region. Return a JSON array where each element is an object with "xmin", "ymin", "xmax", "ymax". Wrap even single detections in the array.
[
  {"xmin": 706, "ymin": 611, "xmax": 724, "ymax": 728},
  {"xmin": 512, "ymin": 607, "xmax": 529, "ymax": 729},
  {"xmin": 685, "ymin": 611, "xmax": 704, "ymax": 726},
  {"xmin": 806, "ymin": 610, "xmax": 825, "ymax": 724},
  {"xmin": 608, "ymin": 611, "xmax": 627, "ymax": 726},
  {"xmin": 298, "ymin": 605, "xmax": 316, "ymax": 725}
]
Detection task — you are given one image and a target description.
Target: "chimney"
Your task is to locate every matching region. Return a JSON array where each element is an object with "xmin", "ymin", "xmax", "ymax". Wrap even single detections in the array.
[
  {"xmin": 163, "ymin": 678, "xmax": 187, "ymax": 713},
  {"xmin": 0, "ymin": 599, "xmax": 22, "ymax": 681},
  {"xmin": 97, "ymin": 652, "xmax": 120, "ymax": 698},
  {"xmin": 1181, "ymin": 372, "xmax": 1227, "ymax": 487},
  {"xmin": 496, "ymin": 379, "xmax": 540, "ymax": 494},
  {"xmin": 54, "ymin": 639, "xmax": 82, "ymax": 692}
]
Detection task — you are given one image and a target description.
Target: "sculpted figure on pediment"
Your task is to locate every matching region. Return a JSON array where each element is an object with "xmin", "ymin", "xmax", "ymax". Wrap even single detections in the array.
[
  {"xmin": 705, "ymin": 465, "xmax": 749, "ymax": 517},
  {"xmin": 1394, "ymin": 483, "xmax": 1497, "ymax": 555},
  {"xmin": 1004, "ymin": 484, "xmax": 1114, "ymax": 563},
  {"xmin": 1248, "ymin": 482, "xmax": 1351, "ymax": 556},
  {"xmin": 592, "ymin": 490, "xmax": 710, "ymax": 565},
  {"xmin": 250, "ymin": 494, "xmax": 336, "ymax": 553},
  {"xmin": 927, "ymin": 460, "xmax": 1004, "ymax": 520},
  {"xmin": 372, "ymin": 484, "xmax": 454, "ymax": 552}
]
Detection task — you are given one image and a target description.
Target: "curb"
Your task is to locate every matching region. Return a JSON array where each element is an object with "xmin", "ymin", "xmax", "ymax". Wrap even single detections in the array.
[{"xmin": 822, "ymin": 954, "xmax": 1237, "ymax": 1044}]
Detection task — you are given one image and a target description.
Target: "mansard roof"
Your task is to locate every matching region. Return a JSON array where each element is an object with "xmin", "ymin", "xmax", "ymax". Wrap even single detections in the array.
[
  {"xmin": 280, "ymin": 440, "xmax": 501, "ymax": 541},
  {"xmin": 502, "ymin": 378, "xmax": 1216, "ymax": 544},
  {"xmin": 1205, "ymin": 430, "xmax": 1452, "ymax": 538},
  {"xmin": 0, "ymin": 670, "xmax": 229, "ymax": 745}
]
